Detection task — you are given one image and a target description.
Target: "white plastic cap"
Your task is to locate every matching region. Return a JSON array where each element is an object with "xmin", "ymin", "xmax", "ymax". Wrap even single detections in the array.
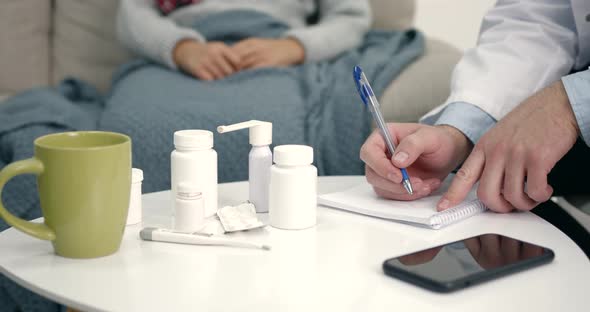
[
  {"xmin": 176, "ymin": 182, "xmax": 203, "ymax": 200},
  {"xmin": 273, "ymin": 145, "xmax": 313, "ymax": 166},
  {"xmin": 217, "ymin": 120, "xmax": 272, "ymax": 146},
  {"xmin": 132, "ymin": 168, "xmax": 143, "ymax": 183},
  {"xmin": 174, "ymin": 130, "xmax": 213, "ymax": 150}
]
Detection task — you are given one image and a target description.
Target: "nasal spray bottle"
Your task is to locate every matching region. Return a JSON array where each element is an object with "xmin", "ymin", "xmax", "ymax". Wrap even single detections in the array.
[{"xmin": 217, "ymin": 120, "xmax": 272, "ymax": 213}]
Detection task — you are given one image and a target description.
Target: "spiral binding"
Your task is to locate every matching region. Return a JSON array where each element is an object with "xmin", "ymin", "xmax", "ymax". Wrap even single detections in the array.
[{"xmin": 429, "ymin": 199, "xmax": 487, "ymax": 229}]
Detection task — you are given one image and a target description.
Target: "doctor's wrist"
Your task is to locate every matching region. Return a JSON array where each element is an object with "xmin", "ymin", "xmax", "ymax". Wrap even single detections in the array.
[{"xmin": 436, "ymin": 124, "xmax": 473, "ymax": 164}]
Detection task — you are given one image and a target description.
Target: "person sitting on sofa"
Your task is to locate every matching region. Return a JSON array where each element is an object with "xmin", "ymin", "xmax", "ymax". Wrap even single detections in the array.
[
  {"xmin": 105, "ymin": 0, "xmax": 423, "ymax": 184},
  {"xmin": 117, "ymin": 0, "xmax": 372, "ymax": 80}
]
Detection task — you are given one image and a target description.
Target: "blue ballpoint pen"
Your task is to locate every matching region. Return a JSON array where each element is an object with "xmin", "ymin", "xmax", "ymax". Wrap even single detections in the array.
[{"xmin": 353, "ymin": 66, "xmax": 413, "ymax": 195}]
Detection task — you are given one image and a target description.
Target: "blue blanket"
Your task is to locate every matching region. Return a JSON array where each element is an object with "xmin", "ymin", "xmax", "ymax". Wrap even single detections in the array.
[{"xmin": 0, "ymin": 11, "xmax": 422, "ymax": 310}]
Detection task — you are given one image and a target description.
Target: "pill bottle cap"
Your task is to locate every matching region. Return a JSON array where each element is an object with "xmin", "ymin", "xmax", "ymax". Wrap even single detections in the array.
[
  {"xmin": 174, "ymin": 130, "xmax": 214, "ymax": 150},
  {"xmin": 273, "ymin": 145, "xmax": 314, "ymax": 166},
  {"xmin": 132, "ymin": 168, "xmax": 143, "ymax": 184}
]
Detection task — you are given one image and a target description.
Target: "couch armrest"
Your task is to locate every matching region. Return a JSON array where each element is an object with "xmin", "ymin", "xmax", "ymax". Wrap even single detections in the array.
[{"xmin": 380, "ymin": 38, "xmax": 461, "ymax": 123}]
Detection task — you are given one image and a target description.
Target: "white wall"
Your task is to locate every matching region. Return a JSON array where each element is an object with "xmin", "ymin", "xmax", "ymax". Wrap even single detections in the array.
[{"xmin": 414, "ymin": 0, "xmax": 496, "ymax": 50}]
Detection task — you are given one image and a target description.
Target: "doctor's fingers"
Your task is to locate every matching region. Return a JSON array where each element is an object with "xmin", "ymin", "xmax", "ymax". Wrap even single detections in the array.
[
  {"xmin": 525, "ymin": 161, "xmax": 553, "ymax": 205},
  {"xmin": 360, "ymin": 130, "xmax": 403, "ymax": 183},
  {"xmin": 438, "ymin": 147, "xmax": 485, "ymax": 211},
  {"xmin": 391, "ymin": 127, "xmax": 441, "ymax": 169},
  {"xmin": 366, "ymin": 166, "xmax": 436, "ymax": 198},
  {"xmin": 503, "ymin": 149, "xmax": 537, "ymax": 211},
  {"xmin": 372, "ymin": 183, "xmax": 435, "ymax": 201},
  {"xmin": 477, "ymin": 146, "xmax": 513, "ymax": 213}
]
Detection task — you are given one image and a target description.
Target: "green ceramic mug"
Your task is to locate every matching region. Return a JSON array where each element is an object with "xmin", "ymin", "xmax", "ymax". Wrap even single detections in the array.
[{"xmin": 0, "ymin": 131, "xmax": 132, "ymax": 258}]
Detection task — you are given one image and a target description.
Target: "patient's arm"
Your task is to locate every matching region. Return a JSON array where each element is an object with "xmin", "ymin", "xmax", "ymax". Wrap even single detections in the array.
[
  {"xmin": 284, "ymin": 0, "xmax": 372, "ymax": 62},
  {"xmin": 116, "ymin": 0, "xmax": 206, "ymax": 69}
]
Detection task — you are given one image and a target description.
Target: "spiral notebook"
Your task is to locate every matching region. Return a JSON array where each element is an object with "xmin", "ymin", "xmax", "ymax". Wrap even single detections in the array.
[{"xmin": 318, "ymin": 180, "xmax": 487, "ymax": 229}]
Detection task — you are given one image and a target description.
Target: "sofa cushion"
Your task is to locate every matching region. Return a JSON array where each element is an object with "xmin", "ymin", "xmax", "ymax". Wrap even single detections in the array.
[
  {"xmin": 370, "ymin": 0, "xmax": 415, "ymax": 30},
  {"xmin": 0, "ymin": 0, "xmax": 51, "ymax": 96},
  {"xmin": 52, "ymin": 0, "xmax": 134, "ymax": 94},
  {"xmin": 380, "ymin": 38, "xmax": 461, "ymax": 123}
]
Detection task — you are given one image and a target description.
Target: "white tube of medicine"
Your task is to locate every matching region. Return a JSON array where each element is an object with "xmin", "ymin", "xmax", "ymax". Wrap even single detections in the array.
[{"xmin": 174, "ymin": 183, "xmax": 204, "ymax": 233}]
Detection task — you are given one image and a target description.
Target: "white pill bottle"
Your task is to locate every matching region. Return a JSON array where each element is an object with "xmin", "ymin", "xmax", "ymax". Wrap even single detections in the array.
[
  {"xmin": 171, "ymin": 130, "xmax": 218, "ymax": 217},
  {"xmin": 269, "ymin": 145, "xmax": 317, "ymax": 230}
]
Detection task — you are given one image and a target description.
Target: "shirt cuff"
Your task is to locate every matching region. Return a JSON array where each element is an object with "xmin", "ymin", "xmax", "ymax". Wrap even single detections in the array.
[
  {"xmin": 421, "ymin": 102, "xmax": 496, "ymax": 144},
  {"xmin": 562, "ymin": 69, "xmax": 590, "ymax": 147}
]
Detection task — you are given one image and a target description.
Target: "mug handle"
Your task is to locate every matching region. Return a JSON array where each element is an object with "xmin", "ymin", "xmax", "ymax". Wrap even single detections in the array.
[{"xmin": 0, "ymin": 158, "xmax": 56, "ymax": 240}]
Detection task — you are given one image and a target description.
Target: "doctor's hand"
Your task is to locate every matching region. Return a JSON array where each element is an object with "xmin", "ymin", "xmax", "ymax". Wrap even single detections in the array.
[
  {"xmin": 360, "ymin": 123, "xmax": 472, "ymax": 201},
  {"xmin": 173, "ymin": 39, "xmax": 241, "ymax": 81},
  {"xmin": 438, "ymin": 81, "xmax": 579, "ymax": 213},
  {"xmin": 232, "ymin": 38, "xmax": 305, "ymax": 70}
]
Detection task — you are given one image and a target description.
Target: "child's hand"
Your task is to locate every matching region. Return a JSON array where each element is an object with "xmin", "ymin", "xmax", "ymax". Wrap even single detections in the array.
[
  {"xmin": 173, "ymin": 39, "xmax": 241, "ymax": 81},
  {"xmin": 232, "ymin": 38, "xmax": 305, "ymax": 70}
]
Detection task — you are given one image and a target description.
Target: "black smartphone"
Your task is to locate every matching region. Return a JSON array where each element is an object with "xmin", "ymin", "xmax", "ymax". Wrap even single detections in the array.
[{"xmin": 382, "ymin": 234, "xmax": 554, "ymax": 293}]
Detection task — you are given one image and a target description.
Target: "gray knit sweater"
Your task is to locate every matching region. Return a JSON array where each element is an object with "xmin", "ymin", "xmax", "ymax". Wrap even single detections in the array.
[{"xmin": 116, "ymin": 0, "xmax": 372, "ymax": 69}]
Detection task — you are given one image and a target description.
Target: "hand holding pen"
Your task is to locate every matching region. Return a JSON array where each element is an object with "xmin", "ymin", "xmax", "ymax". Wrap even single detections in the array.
[
  {"xmin": 354, "ymin": 66, "xmax": 413, "ymax": 195},
  {"xmin": 355, "ymin": 66, "xmax": 466, "ymax": 200}
]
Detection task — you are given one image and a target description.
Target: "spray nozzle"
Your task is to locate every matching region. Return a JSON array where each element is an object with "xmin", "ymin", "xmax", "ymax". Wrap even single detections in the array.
[{"xmin": 217, "ymin": 120, "xmax": 272, "ymax": 146}]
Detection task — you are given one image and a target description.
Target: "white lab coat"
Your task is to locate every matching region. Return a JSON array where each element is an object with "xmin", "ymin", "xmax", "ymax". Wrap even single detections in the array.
[{"xmin": 422, "ymin": 0, "xmax": 590, "ymax": 122}]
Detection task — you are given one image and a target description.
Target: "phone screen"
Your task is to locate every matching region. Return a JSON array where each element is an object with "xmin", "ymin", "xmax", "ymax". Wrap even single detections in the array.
[{"xmin": 383, "ymin": 234, "xmax": 554, "ymax": 292}]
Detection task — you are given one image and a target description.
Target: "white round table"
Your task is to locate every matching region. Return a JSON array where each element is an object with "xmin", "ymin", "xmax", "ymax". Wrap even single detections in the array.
[{"xmin": 0, "ymin": 176, "xmax": 588, "ymax": 312}]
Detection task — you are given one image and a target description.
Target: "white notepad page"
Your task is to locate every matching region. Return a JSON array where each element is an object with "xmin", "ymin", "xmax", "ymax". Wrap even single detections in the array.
[{"xmin": 318, "ymin": 179, "xmax": 487, "ymax": 229}]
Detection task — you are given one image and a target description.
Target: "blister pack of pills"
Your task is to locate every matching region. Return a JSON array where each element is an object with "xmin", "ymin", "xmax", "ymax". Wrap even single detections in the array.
[{"xmin": 216, "ymin": 202, "xmax": 266, "ymax": 233}]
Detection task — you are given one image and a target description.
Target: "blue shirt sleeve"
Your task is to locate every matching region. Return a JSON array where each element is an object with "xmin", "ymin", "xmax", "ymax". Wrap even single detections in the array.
[
  {"xmin": 562, "ymin": 69, "xmax": 590, "ymax": 147},
  {"xmin": 421, "ymin": 102, "xmax": 496, "ymax": 144}
]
